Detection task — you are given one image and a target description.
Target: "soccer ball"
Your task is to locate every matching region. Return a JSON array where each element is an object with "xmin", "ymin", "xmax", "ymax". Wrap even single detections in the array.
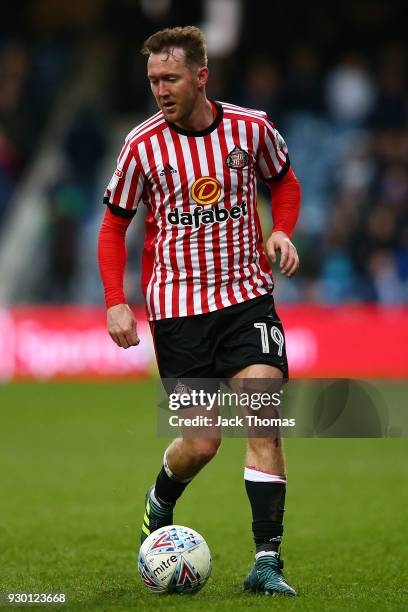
[{"xmin": 138, "ymin": 525, "xmax": 211, "ymax": 594}]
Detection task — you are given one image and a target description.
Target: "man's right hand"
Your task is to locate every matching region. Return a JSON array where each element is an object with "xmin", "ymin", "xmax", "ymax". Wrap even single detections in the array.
[{"xmin": 107, "ymin": 304, "xmax": 140, "ymax": 349}]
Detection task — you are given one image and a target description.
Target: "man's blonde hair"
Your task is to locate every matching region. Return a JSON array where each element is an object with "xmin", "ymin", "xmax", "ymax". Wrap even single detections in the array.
[{"xmin": 141, "ymin": 26, "xmax": 208, "ymax": 69}]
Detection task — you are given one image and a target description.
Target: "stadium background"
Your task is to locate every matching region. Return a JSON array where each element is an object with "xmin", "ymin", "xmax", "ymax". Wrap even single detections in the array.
[
  {"xmin": 0, "ymin": 1, "xmax": 407, "ymax": 610},
  {"xmin": 1, "ymin": 0, "xmax": 408, "ymax": 380}
]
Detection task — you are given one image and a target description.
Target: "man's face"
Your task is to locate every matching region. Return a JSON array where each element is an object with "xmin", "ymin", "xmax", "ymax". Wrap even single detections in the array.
[{"xmin": 147, "ymin": 47, "xmax": 207, "ymax": 124}]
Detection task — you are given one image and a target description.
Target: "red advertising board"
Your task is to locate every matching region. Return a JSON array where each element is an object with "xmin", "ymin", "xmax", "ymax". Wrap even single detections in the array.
[
  {"xmin": 0, "ymin": 306, "xmax": 154, "ymax": 380},
  {"xmin": 0, "ymin": 306, "xmax": 406, "ymax": 380},
  {"xmin": 279, "ymin": 305, "xmax": 408, "ymax": 378}
]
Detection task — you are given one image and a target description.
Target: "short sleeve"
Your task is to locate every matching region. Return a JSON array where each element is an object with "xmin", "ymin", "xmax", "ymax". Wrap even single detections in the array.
[
  {"xmin": 256, "ymin": 116, "xmax": 290, "ymax": 182},
  {"xmin": 103, "ymin": 141, "xmax": 145, "ymax": 217}
]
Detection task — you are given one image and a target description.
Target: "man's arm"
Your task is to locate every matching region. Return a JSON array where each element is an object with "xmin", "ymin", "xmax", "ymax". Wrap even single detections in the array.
[
  {"xmin": 98, "ymin": 207, "xmax": 140, "ymax": 349},
  {"xmin": 255, "ymin": 117, "xmax": 301, "ymax": 278},
  {"xmin": 265, "ymin": 166, "xmax": 301, "ymax": 278}
]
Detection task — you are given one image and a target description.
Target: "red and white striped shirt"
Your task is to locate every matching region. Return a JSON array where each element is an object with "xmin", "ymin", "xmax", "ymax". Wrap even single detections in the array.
[{"xmin": 104, "ymin": 100, "xmax": 290, "ymax": 320}]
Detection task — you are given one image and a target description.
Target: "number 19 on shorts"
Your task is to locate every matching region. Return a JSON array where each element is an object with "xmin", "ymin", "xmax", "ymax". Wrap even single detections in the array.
[{"xmin": 254, "ymin": 323, "xmax": 285, "ymax": 356}]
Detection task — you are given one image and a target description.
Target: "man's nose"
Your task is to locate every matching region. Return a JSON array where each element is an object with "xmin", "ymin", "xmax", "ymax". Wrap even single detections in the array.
[{"xmin": 158, "ymin": 81, "xmax": 169, "ymax": 97}]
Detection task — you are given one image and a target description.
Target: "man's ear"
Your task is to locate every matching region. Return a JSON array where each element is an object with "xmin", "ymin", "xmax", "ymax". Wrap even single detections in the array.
[{"xmin": 197, "ymin": 66, "xmax": 209, "ymax": 87}]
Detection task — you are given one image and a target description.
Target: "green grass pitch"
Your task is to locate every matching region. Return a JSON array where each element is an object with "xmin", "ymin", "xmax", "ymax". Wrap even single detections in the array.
[{"xmin": 0, "ymin": 381, "xmax": 407, "ymax": 611}]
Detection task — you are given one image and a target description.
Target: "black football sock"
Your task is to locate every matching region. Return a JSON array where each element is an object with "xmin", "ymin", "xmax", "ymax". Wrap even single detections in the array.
[
  {"xmin": 245, "ymin": 472, "xmax": 286, "ymax": 554},
  {"xmin": 154, "ymin": 466, "xmax": 190, "ymax": 506}
]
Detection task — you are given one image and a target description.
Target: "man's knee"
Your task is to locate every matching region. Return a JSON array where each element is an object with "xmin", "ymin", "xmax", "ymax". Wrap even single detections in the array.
[
  {"xmin": 247, "ymin": 436, "xmax": 283, "ymax": 453},
  {"xmin": 188, "ymin": 437, "xmax": 221, "ymax": 464}
]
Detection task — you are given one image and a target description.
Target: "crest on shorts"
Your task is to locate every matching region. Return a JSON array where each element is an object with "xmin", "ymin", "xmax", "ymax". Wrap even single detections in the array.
[
  {"xmin": 174, "ymin": 381, "xmax": 193, "ymax": 396},
  {"xmin": 226, "ymin": 146, "xmax": 249, "ymax": 169}
]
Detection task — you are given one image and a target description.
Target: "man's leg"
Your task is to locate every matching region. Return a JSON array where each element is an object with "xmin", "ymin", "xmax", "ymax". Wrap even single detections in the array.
[
  {"xmin": 144, "ymin": 310, "xmax": 222, "ymax": 540},
  {"xmin": 229, "ymin": 363, "xmax": 296, "ymax": 596},
  {"xmin": 155, "ymin": 436, "xmax": 222, "ymax": 503},
  {"xmin": 142, "ymin": 436, "xmax": 221, "ymax": 541},
  {"xmin": 245, "ymin": 436, "xmax": 286, "ymax": 554}
]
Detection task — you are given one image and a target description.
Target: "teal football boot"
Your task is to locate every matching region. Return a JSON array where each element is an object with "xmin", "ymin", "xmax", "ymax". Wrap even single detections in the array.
[
  {"xmin": 244, "ymin": 552, "xmax": 297, "ymax": 596},
  {"xmin": 141, "ymin": 485, "xmax": 174, "ymax": 543}
]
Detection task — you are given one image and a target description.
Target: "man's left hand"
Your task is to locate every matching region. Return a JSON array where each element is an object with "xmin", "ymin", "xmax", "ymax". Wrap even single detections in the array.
[{"xmin": 266, "ymin": 231, "xmax": 299, "ymax": 277}]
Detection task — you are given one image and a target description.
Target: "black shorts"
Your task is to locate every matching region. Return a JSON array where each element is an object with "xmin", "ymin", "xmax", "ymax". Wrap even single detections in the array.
[{"xmin": 150, "ymin": 294, "xmax": 289, "ymax": 380}]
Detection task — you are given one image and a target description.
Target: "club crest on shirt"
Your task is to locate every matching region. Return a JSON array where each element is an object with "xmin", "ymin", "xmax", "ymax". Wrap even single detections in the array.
[{"xmin": 226, "ymin": 146, "xmax": 249, "ymax": 169}]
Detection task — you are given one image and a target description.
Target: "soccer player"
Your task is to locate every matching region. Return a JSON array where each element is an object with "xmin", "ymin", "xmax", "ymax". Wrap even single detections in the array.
[{"xmin": 98, "ymin": 26, "xmax": 301, "ymax": 596}]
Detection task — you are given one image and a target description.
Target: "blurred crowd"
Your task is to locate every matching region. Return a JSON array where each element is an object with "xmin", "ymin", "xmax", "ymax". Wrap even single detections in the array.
[
  {"xmin": 1, "ymin": 0, "xmax": 407, "ymax": 305},
  {"xmin": 251, "ymin": 43, "xmax": 408, "ymax": 305},
  {"xmin": 0, "ymin": 38, "xmax": 70, "ymax": 220}
]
